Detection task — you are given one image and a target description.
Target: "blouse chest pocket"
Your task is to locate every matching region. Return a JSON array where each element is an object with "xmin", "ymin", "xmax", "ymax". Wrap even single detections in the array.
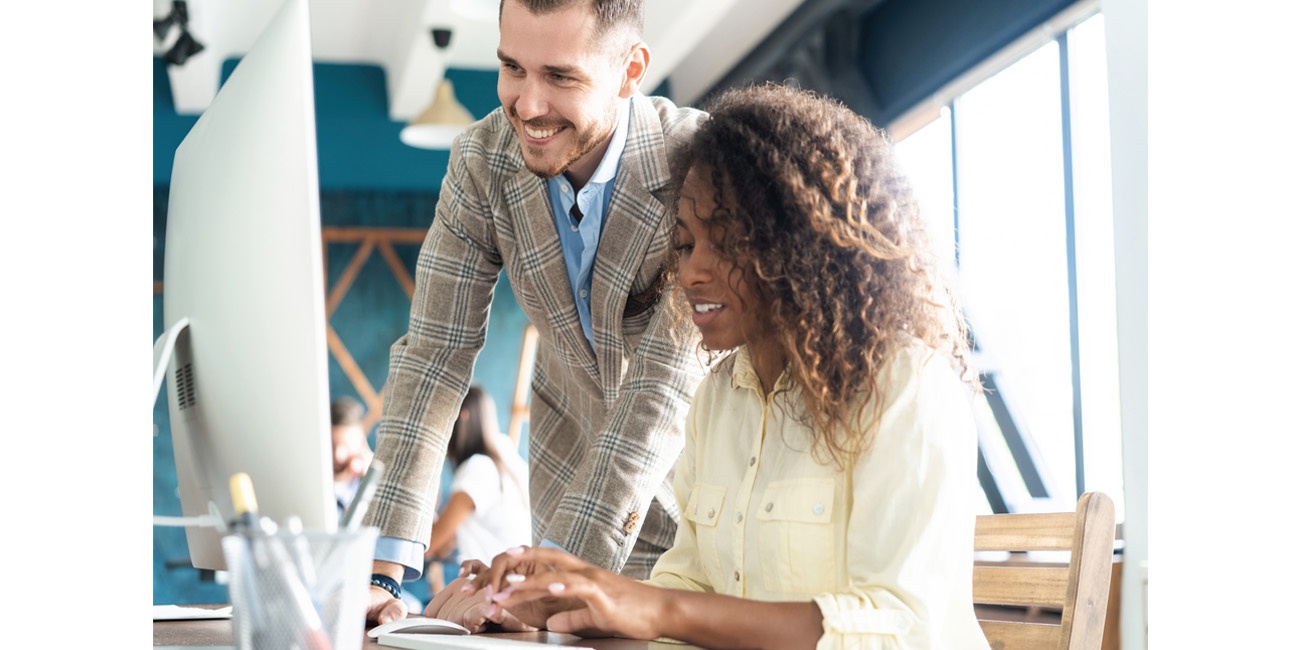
[
  {"xmin": 684, "ymin": 483, "xmax": 727, "ymax": 588},
  {"xmin": 756, "ymin": 478, "xmax": 837, "ymax": 595}
]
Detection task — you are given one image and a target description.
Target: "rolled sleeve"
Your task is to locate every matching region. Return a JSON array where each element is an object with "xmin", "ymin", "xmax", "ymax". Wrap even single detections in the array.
[{"xmin": 813, "ymin": 591, "xmax": 916, "ymax": 649}]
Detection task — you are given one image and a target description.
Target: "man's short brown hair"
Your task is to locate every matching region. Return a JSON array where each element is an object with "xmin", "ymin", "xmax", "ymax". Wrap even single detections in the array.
[
  {"xmin": 506, "ymin": 0, "xmax": 643, "ymax": 51},
  {"xmin": 330, "ymin": 396, "xmax": 365, "ymax": 427}
]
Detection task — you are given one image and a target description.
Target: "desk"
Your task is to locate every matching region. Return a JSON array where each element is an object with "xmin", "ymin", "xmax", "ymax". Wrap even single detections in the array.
[{"xmin": 153, "ymin": 615, "xmax": 703, "ymax": 649}]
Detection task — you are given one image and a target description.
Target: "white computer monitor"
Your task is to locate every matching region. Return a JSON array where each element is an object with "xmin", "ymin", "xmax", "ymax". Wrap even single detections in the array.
[{"xmin": 156, "ymin": 0, "xmax": 335, "ymax": 571}]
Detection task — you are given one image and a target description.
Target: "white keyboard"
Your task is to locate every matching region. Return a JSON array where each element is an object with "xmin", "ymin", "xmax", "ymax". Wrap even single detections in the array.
[{"xmin": 376, "ymin": 632, "xmax": 596, "ymax": 650}]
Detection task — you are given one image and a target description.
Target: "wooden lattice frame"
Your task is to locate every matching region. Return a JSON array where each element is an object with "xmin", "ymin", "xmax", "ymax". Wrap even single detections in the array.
[{"xmin": 156, "ymin": 226, "xmax": 539, "ymax": 441}]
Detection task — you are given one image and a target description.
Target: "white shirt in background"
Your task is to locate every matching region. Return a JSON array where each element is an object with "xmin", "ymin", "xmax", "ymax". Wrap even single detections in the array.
[{"xmin": 448, "ymin": 435, "xmax": 532, "ymax": 563}]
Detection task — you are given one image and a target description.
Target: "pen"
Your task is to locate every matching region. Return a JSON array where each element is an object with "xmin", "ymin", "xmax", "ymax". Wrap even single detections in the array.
[
  {"xmin": 285, "ymin": 515, "xmax": 318, "ymax": 588},
  {"xmin": 340, "ymin": 459, "xmax": 384, "ymax": 531}
]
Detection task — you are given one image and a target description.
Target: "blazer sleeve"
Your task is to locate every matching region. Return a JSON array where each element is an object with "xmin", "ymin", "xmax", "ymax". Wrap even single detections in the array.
[{"xmin": 362, "ymin": 133, "xmax": 503, "ymax": 550}]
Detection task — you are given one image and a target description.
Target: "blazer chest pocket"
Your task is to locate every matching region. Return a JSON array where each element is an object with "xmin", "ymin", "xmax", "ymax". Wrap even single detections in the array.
[
  {"xmin": 621, "ymin": 273, "xmax": 664, "ymax": 343},
  {"xmin": 756, "ymin": 478, "xmax": 836, "ymax": 594},
  {"xmin": 684, "ymin": 483, "xmax": 727, "ymax": 587},
  {"xmin": 624, "ymin": 271, "xmax": 664, "ymax": 317}
]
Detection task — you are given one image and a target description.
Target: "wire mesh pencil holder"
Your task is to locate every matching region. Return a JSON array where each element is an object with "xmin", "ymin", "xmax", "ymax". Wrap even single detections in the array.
[{"xmin": 223, "ymin": 526, "xmax": 378, "ymax": 650}]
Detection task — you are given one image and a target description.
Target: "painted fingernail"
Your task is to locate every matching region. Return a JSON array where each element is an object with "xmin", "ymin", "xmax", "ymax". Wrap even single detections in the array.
[
  {"xmin": 485, "ymin": 585, "xmax": 494, "ymax": 599},
  {"xmin": 505, "ymin": 574, "xmax": 525, "ymax": 584},
  {"xmin": 506, "ymin": 545, "xmax": 525, "ymax": 555},
  {"xmin": 548, "ymin": 582, "xmax": 565, "ymax": 594},
  {"xmin": 461, "ymin": 582, "xmax": 473, "ymax": 593},
  {"xmin": 486, "ymin": 603, "xmax": 499, "ymax": 618},
  {"xmin": 492, "ymin": 586, "xmax": 515, "ymax": 602},
  {"xmin": 466, "ymin": 573, "xmax": 477, "ymax": 581}
]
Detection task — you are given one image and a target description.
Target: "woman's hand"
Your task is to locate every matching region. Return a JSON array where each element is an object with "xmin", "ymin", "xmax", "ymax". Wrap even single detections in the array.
[
  {"xmin": 456, "ymin": 553, "xmax": 576, "ymax": 630},
  {"xmin": 425, "ymin": 577, "xmax": 536, "ymax": 633},
  {"xmin": 475, "ymin": 547, "xmax": 670, "ymax": 640}
]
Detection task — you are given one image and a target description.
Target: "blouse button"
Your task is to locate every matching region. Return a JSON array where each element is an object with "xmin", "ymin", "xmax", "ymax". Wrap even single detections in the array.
[
  {"xmin": 764, "ymin": 502, "xmax": 774, "ymax": 512},
  {"xmin": 813, "ymin": 503, "xmax": 824, "ymax": 516},
  {"xmin": 733, "ymin": 571, "xmax": 740, "ymax": 582},
  {"xmin": 735, "ymin": 513, "xmax": 743, "ymax": 523},
  {"xmin": 748, "ymin": 457, "xmax": 756, "ymax": 466},
  {"xmin": 707, "ymin": 508, "xmax": 715, "ymax": 519}
]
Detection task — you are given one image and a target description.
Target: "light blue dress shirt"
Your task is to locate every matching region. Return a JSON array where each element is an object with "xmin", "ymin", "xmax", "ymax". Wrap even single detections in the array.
[
  {"xmin": 545, "ymin": 97, "xmax": 630, "ymax": 351},
  {"xmin": 376, "ymin": 99, "xmax": 633, "ymax": 579}
]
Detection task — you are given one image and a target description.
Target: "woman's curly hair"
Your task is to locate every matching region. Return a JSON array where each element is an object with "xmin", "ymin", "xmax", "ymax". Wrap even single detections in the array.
[{"xmin": 667, "ymin": 83, "xmax": 976, "ymax": 466}]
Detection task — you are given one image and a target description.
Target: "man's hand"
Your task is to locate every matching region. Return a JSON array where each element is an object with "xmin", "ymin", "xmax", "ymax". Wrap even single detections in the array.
[
  {"xmin": 332, "ymin": 421, "xmax": 373, "ymax": 483},
  {"xmin": 366, "ymin": 561, "xmax": 409, "ymax": 625},
  {"xmin": 365, "ymin": 585, "xmax": 408, "ymax": 626}
]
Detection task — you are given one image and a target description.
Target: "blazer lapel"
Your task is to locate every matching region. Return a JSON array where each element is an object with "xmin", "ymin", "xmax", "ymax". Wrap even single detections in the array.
[
  {"xmin": 589, "ymin": 95, "xmax": 674, "ymax": 396},
  {"xmin": 504, "ymin": 163, "xmax": 600, "ymax": 376}
]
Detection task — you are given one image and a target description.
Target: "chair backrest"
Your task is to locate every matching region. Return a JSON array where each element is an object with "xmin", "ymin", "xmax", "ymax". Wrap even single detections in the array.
[{"xmin": 973, "ymin": 491, "xmax": 1116, "ymax": 650}]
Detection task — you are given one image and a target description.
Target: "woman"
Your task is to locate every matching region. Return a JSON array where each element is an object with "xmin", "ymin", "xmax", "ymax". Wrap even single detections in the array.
[
  {"xmin": 423, "ymin": 386, "xmax": 531, "ymax": 577},
  {"xmin": 461, "ymin": 84, "xmax": 990, "ymax": 650}
]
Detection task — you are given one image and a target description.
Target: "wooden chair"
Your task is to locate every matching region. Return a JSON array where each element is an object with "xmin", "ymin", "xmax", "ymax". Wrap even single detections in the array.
[{"xmin": 973, "ymin": 491, "xmax": 1116, "ymax": 650}]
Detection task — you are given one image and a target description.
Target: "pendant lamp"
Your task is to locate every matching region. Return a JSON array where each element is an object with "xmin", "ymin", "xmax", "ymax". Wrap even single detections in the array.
[{"xmin": 400, "ymin": 28, "xmax": 475, "ymax": 150}]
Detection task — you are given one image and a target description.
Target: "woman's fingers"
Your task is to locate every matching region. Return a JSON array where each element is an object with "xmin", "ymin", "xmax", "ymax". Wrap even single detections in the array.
[
  {"xmin": 459, "ymin": 558, "xmax": 488, "ymax": 580},
  {"xmin": 480, "ymin": 545, "xmax": 549, "ymax": 593},
  {"xmin": 491, "ymin": 569, "xmax": 605, "ymax": 610},
  {"xmin": 457, "ymin": 546, "xmax": 598, "ymax": 605},
  {"xmin": 513, "ymin": 547, "xmax": 592, "ymax": 571}
]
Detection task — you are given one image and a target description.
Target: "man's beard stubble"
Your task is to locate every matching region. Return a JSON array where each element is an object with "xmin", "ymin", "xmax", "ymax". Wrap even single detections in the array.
[{"xmin": 517, "ymin": 102, "xmax": 619, "ymax": 180}]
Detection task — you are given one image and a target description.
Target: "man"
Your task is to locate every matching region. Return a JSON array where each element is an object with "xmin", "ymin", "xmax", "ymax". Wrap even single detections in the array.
[
  {"xmin": 364, "ymin": 0, "xmax": 706, "ymax": 627},
  {"xmin": 329, "ymin": 396, "xmax": 372, "ymax": 521}
]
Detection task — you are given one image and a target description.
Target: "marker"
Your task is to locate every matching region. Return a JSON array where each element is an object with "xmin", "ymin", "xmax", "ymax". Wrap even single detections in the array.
[
  {"xmin": 229, "ymin": 473, "xmax": 331, "ymax": 650},
  {"xmin": 229, "ymin": 472, "xmax": 260, "ymax": 533}
]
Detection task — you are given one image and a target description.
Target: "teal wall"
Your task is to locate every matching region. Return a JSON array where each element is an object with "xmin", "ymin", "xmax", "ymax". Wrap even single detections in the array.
[
  {"xmin": 153, "ymin": 58, "xmax": 507, "ymax": 191},
  {"xmin": 152, "ymin": 56, "xmax": 529, "ymax": 605}
]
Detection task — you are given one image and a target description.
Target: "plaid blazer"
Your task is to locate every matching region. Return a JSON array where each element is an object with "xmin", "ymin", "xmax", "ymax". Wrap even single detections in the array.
[{"xmin": 366, "ymin": 94, "xmax": 708, "ymax": 577}]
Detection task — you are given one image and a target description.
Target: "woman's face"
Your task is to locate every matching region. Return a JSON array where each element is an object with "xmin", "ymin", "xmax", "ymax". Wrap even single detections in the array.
[{"xmin": 674, "ymin": 166, "xmax": 765, "ymax": 352}]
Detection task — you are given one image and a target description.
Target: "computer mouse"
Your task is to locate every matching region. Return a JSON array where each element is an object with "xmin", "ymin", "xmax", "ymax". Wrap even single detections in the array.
[{"xmin": 366, "ymin": 615, "xmax": 472, "ymax": 638}]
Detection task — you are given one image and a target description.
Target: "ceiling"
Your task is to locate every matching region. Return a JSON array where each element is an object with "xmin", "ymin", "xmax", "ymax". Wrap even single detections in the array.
[{"xmin": 152, "ymin": 0, "xmax": 808, "ymax": 119}]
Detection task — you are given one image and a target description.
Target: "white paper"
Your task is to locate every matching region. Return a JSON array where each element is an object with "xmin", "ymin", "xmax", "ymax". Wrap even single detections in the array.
[{"xmin": 152, "ymin": 604, "xmax": 233, "ymax": 620}]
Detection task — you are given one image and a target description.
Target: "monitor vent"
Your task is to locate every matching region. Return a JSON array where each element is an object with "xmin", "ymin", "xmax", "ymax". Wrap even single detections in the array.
[{"xmin": 176, "ymin": 362, "xmax": 197, "ymax": 410}]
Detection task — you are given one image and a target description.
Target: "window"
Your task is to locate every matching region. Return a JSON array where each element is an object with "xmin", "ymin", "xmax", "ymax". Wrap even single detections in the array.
[{"xmin": 894, "ymin": 11, "xmax": 1124, "ymax": 522}]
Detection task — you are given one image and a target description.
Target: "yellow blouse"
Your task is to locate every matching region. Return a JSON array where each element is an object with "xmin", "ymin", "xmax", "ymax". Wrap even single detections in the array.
[{"xmin": 646, "ymin": 344, "xmax": 990, "ymax": 649}]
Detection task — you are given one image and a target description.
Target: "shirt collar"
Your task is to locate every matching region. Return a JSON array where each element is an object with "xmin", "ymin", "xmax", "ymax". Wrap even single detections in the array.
[
  {"xmin": 587, "ymin": 97, "xmax": 631, "ymax": 186},
  {"xmin": 730, "ymin": 345, "xmax": 793, "ymax": 395}
]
